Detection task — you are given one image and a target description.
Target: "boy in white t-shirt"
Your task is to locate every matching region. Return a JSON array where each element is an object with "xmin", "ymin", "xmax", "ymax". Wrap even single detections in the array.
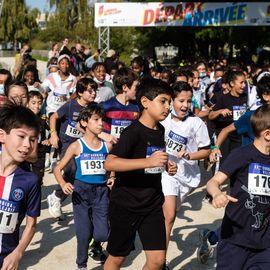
[{"xmin": 161, "ymin": 81, "xmax": 211, "ymax": 268}]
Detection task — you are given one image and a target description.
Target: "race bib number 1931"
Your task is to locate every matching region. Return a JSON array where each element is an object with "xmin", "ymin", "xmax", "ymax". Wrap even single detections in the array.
[
  {"xmin": 248, "ymin": 163, "xmax": 270, "ymax": 196},
  {"xmin": 80, "ymin": 153, "xmax": 106, "ymax": 175}
]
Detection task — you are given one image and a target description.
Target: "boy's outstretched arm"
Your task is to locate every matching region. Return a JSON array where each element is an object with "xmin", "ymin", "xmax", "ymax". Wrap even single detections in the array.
[
  {"xmin": 207, "ymin": 171, "xmax": 238, "ymax": 208},
  {"xmin": 1, "ymin": 216, "xmax": 37, "ymax": 270},
  {"xmin": 105, "ymin": 151, "xmax": 168, "ymax": 172}
]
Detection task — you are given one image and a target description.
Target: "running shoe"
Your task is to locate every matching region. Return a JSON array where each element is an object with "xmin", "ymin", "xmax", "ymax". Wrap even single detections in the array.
[
  {"xmin": 88, "ymin": 241, "xmax": 107, "ymax": 264},
  {"xmin": 162, "ymin": 262, "xmax": 171, "ymax": 270},
  {"xmin": 49, "ymin": 158, "xmax": 57, "ymax": 174},
  {"xmin": 47, "ymin": 190, "xmax": 62, "ymax": 218},
  {"xmin": 197, "ymin": 229, "xmax": 212, "ymax": 264}
]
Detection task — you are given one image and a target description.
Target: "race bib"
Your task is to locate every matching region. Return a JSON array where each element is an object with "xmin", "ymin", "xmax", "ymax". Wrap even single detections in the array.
[
  {"xmin": 166, "ymin": 131, "xmax": 187, "ymax": 157},
  {"xmin": 0, "ymin": 199, "xmax": 19, "ymax": 234},
  {"xmin": 53, "ymin": 92, "xmax": 66, "ymax": 106},
  {"xmin": 145, "ymin": 146, "xmax": 165, "ymax": 174},
  {"xmin": 233, "ymin": 105, "xmax": 246, "ymax": 121},
  {"xmin": 110, "ymin": 119, "xmax": 132, "ymax": 139},
  {"xmin": 248, "ymin": 163, "xmax": 270, "ymax": 196},
  {"xmin": 65, "ymin": 120, "xmax": 82, "ymax": 138},
  {"xmin": 80, "ymin": 153, "xmax": 106, "ymax": 175}
]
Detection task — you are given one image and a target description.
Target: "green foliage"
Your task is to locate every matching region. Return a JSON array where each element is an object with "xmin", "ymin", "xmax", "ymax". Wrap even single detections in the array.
[
  {"xmin": 33, "ymin": 1, "xmax": 97, "ymax": 47},
  {"xmin": 0, "ymin": 0, "xmax": 39, "ymax": 43},
  {"xmin": 32, "ymin": 54, "xmax": 48, "ymax": 62}
]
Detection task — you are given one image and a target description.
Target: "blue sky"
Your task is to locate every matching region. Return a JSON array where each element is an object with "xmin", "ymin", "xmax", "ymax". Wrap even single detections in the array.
[{"xmin": 25, "ymin": 0, "xmax": 50, "ymax": 12}]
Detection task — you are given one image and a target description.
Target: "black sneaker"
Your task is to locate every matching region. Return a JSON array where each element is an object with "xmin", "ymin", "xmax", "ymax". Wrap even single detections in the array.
[
  {"xmin": 88, "ymin": 243, "xmax": 107, "ymax": 264},
  {"xmin": 162, "ymin": 263, "xmax": 171, "ymax": 270},
  {"xmin": 197, "ymin": 229, "xmax": 212, "ymax": 264}
]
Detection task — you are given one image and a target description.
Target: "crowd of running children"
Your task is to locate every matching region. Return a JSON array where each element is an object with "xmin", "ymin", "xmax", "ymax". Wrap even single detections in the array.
[{"xmin": 0, "ymin": 39, "xmax": 270, "ymax": 270}]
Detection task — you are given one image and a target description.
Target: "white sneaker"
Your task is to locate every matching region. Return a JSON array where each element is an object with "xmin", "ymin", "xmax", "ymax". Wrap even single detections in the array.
[
  {"xmin": 49, "ymin": 158, "xmax": 57, "ymax": 174},
  {"xmin": 47, "ymin": 191, "xmax": 62, "ymax": 218},
  {"xmin": 44, "ymin": 154, "xmax": 50, "ymax": 171}
]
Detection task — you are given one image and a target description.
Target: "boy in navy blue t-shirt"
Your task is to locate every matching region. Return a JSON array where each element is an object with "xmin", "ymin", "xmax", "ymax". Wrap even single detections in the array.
[
  {"xmin": 197, "ymin": 76, "xmax": 270, "ymax": 265},
  {"xmin": 0, "ymin": 104, "xmax": 41, "ymax": 269},
  {"xmin": 207, "ymin": 104, "xmax": 270, "ymax": 269},
  {"xmin": 47, "ymin": 78, "xmax": 97, "ymax": 219}
]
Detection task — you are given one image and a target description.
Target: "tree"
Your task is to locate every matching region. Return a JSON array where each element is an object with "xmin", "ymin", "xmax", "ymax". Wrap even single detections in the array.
[
  {"xmin": 48, "ymin": 0, "xmax": 88, "ymax": 30},
  {"xmin": 0, "ymin": 0, "xmax": 39, "ymax": 46},
  {"xmin": 43, "ymin": 0, "xmax": 97, "ymax": 44}
]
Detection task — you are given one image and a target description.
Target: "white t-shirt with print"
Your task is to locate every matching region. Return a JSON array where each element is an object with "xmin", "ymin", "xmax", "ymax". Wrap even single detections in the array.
[
  {"xmin": 161, "ymin": 113, "xmax": 210, "ymax": 188},
  {"xmin": 42, "ymin": 71, "xmax": 77, "ymax": 115}
]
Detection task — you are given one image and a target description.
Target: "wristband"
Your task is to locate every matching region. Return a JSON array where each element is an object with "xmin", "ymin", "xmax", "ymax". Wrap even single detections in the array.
[
  {"xmin": 210, "ymin": 145, "xmax": 220, "ymax": 150},
  {"xmin": 50, "ymin": 129, "xmax": 56, "ymax": 134}
]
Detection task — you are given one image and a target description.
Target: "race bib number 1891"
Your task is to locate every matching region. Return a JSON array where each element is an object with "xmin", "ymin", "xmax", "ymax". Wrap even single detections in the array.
[{"xmin": 248, "ymin": 163, "xmax": 270, "ymax": 196}]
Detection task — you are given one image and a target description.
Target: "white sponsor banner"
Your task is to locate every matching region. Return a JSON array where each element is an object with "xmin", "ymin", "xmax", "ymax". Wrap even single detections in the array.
[{"xmin": 95, "ymin": 2, "xmax": 270, "ymax": 27}]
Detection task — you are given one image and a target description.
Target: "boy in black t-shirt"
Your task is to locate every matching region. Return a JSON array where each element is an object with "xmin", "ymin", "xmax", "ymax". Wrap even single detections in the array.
[
  {"xmin": 207, "ymin": 104, "xmax": 270, "ymax": 269},
  {"xmin": 104, "ymin": 78, "xmax": 177, "ymax": 270}
]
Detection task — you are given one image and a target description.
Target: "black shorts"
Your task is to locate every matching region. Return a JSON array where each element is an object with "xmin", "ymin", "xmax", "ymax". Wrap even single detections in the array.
[{"xmin": 107, "ymin": 203, "xmax": 166, "ymax": 257}]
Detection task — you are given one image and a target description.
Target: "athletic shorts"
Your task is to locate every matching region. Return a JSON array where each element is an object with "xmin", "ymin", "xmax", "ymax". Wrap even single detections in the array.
[
  {"xmin": 162, "ymin": 175, "xmax": 192, "ymax": 208},
  {"xmin": 106, "ymin": 203, "xmax": 166, "ymax": 257}
]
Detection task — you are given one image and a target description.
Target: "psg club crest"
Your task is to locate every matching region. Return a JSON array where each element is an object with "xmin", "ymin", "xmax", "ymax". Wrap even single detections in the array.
[{"xmin": 12, "ymin": 188, "xmax": 24, "ymax": 201}]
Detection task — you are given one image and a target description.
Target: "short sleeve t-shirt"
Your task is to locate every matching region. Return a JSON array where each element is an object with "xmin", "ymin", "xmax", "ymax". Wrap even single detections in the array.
[
  {"xmin": 219, "ymin": 144, "xmax": 270, "ymax": 249},
  {"xmin": 212, "ymin": 92, "xmax": 247, "ymax": 141},
  {"xmin": 109, "ymin": 120, "xmax": 165, "ymax": 214},
  {"xmin": 0, "ymin": 167, "xmax": 41, "ymax": 256},
  {"xmin": 234, "ymin": 110, "xmax": 255, "ymax": 145},
  {"xmin": 161, "ymin": 113, "xmax": 210, "ymax": 188},
  {"xmin": 101, "ymin": 97, "xmax": 139, "ymax": 139},
  {"xmin": 57, "ymin": 99, "xmax": 84, "ymax": 146}
]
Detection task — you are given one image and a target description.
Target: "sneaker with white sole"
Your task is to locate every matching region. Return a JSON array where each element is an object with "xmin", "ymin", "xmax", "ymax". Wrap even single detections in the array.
[
  {"xmin": 88, "ymin": 241, "xmax": 107, "ymax": 264},
  {"xmin": 162, "ymin": 262, "xmax": 171, "ymax": 270},
  {"xmin": 44, "ymin": 156, "xmax": 50, "ymax": 171},
  {"xmin": 197, "ymin": 229, "xmax": 213, "ymax": 264},
  {"xmin": 49, "ymin": 159, "xmax": 57, "ymax": 174},
  {"xmin": 47, "ymin": 190, "xmax": 62, "ymax": 218}
]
